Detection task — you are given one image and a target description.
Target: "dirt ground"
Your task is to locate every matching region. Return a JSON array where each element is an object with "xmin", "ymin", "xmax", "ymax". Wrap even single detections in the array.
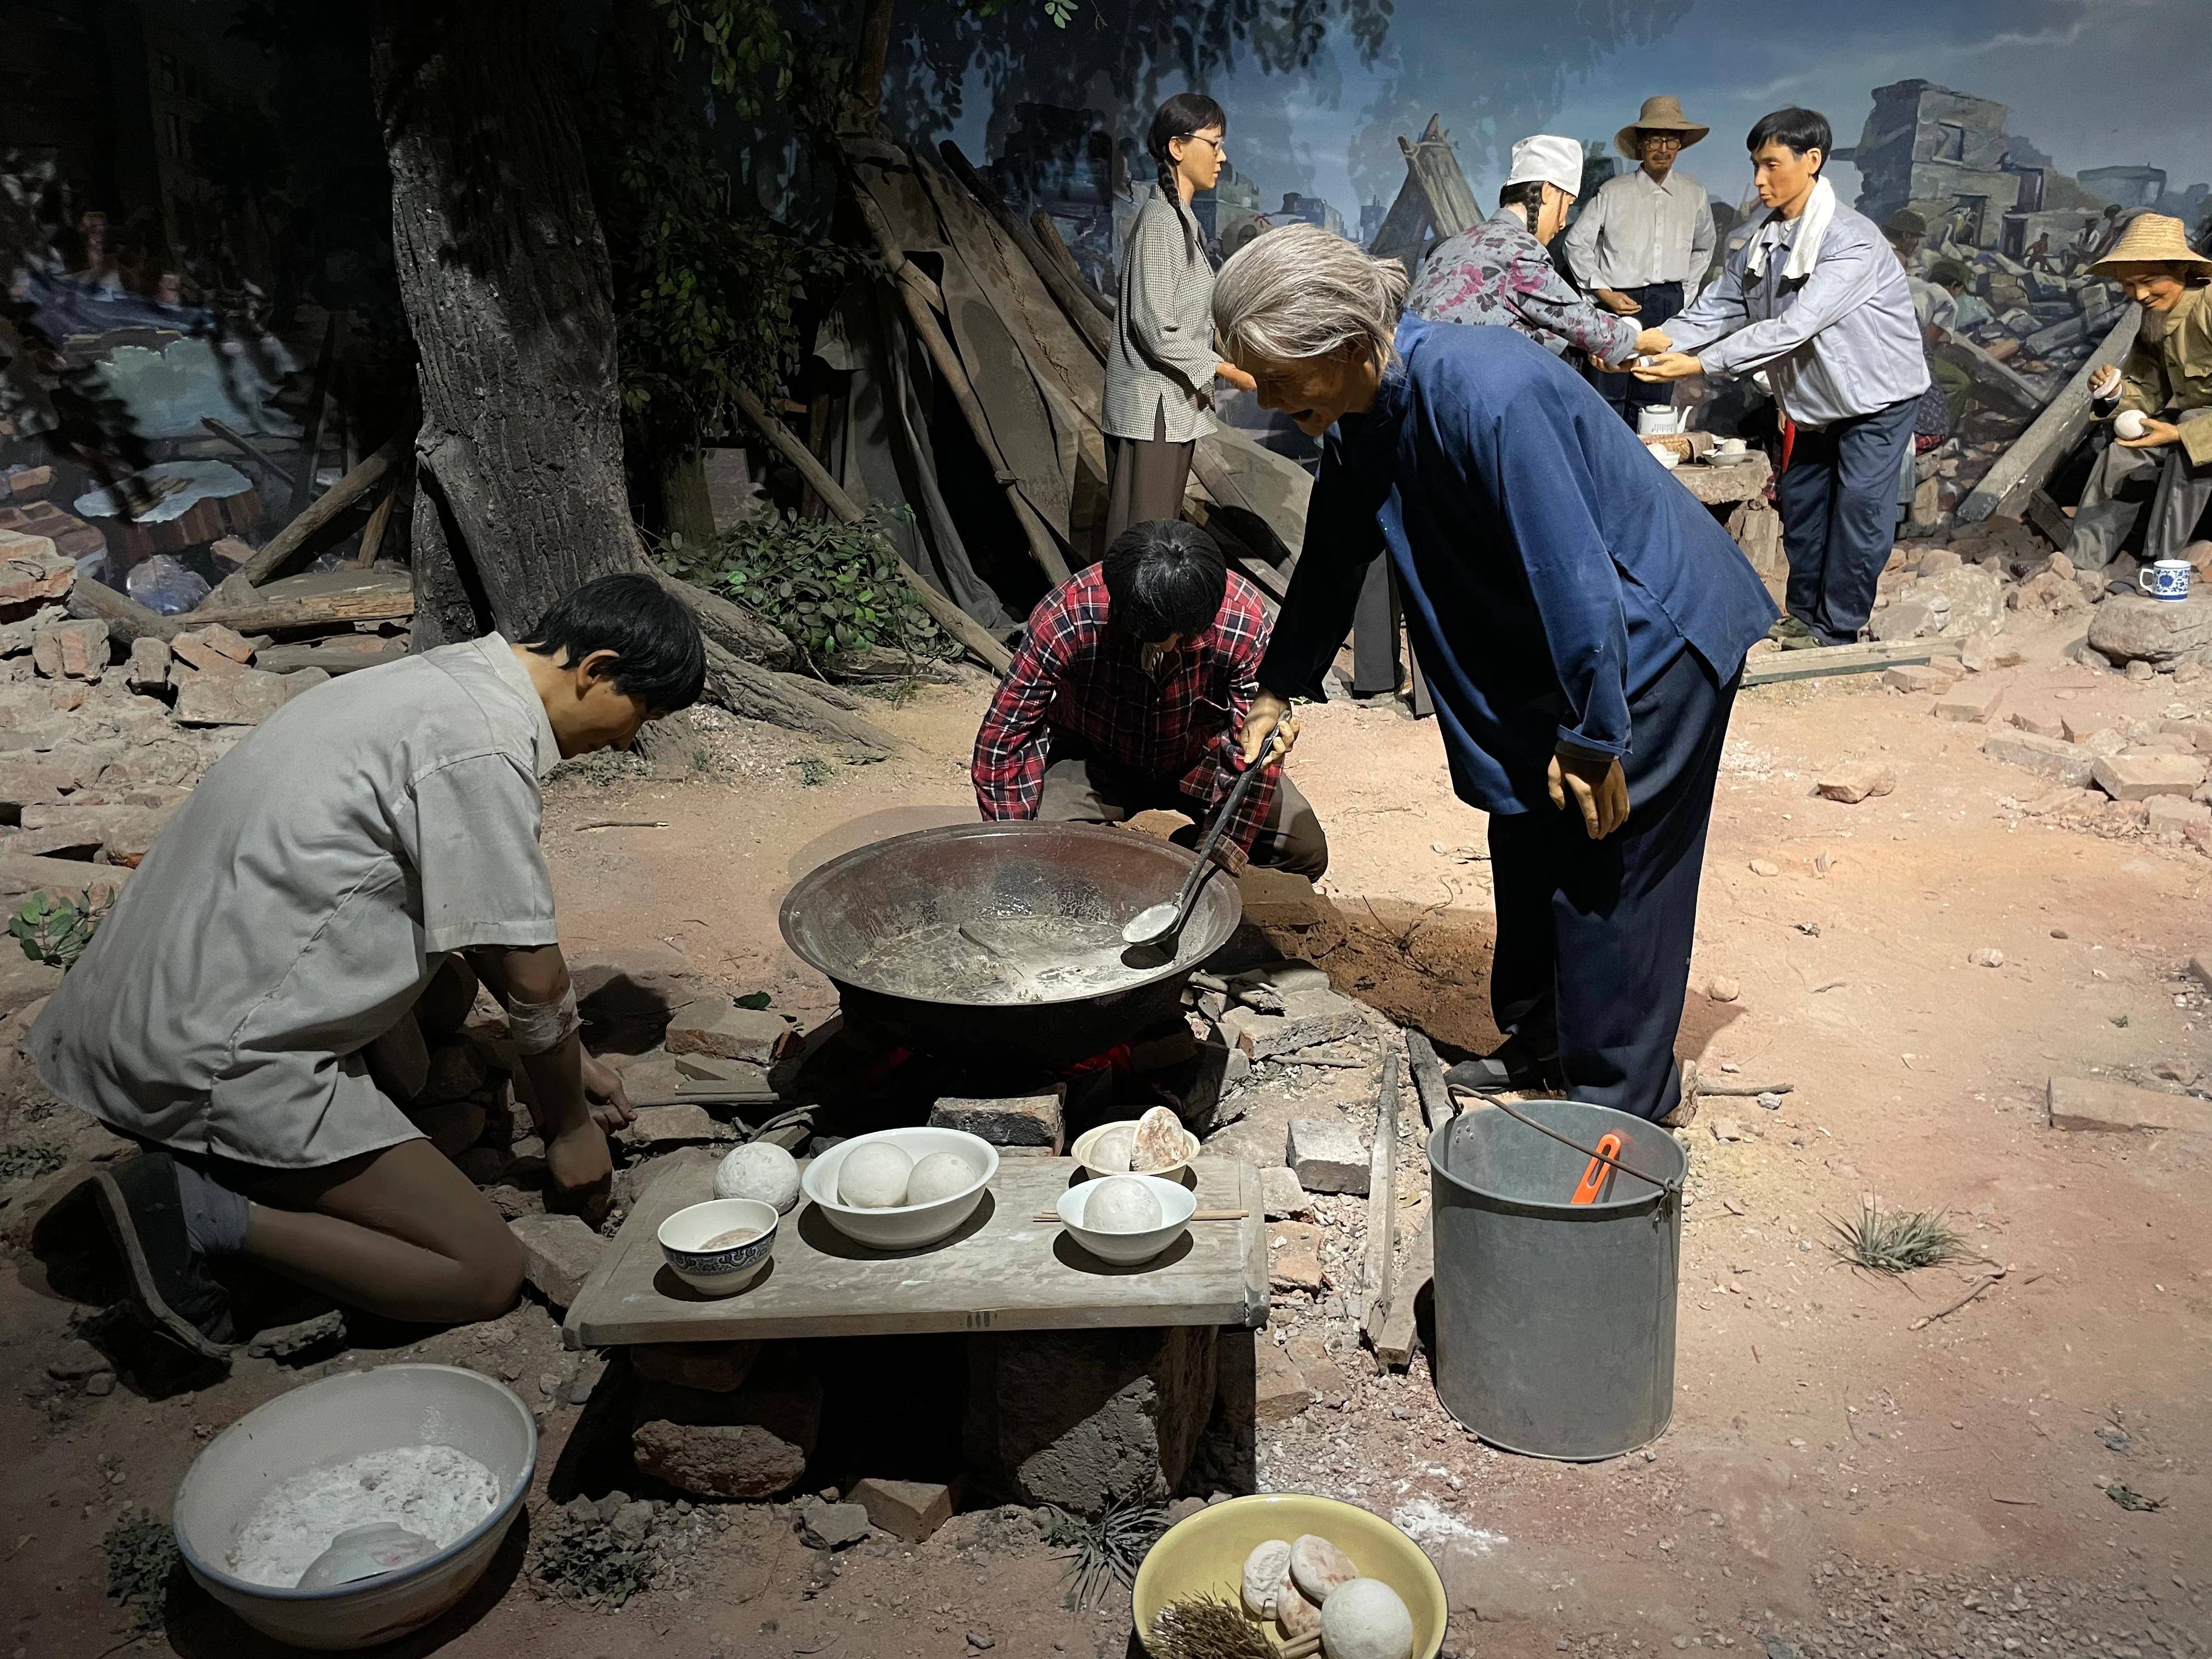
[{"xmin": 4, "ymin": 613, "xmax": 2211, "ymax": 1659}]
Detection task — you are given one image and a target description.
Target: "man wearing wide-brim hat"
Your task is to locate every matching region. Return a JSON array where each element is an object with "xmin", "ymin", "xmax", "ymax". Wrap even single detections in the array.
[
  {"xmin": 1562, "ymin": 95, "xmax": 1717, "ymax": 426},
  {"xmin": 2067, "ymin": 213, "xmax": 2212, "ymax": 571}
]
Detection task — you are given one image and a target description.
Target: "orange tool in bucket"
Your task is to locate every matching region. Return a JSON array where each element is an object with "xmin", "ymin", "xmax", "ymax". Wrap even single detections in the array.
[{"xmin": 1570, "ymin": 1132, "xmax": 1622, "ymax": 1205}]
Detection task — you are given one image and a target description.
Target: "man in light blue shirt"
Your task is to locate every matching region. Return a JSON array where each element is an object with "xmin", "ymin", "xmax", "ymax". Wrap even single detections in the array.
[{"xmin": 1638, "ymin": 108, "xmax": 1928, "ymax": 647}]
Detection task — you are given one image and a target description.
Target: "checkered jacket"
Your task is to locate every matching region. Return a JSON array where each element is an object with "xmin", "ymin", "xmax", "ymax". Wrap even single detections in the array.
[{"xmin": 972, "ymin": 565, "xmax": 1278, "ymax": 852}]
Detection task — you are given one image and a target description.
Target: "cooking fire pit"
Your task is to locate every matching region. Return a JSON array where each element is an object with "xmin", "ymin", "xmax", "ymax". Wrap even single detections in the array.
[{"xmin": 778, "ymin": 822, "xmax": 1241, "ymax": 1069}]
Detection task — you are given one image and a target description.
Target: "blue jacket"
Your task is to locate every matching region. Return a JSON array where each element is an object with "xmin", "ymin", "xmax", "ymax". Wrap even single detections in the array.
[{"xmin": 1257, "ymin": 315, "xmax": 1778, "ymax": 816}]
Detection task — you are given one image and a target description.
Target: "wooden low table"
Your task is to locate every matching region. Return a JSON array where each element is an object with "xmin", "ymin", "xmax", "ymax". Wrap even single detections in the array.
[{"xmin": 563, "ymin": 1151, "xmax": 1268, "ymax": 1348}]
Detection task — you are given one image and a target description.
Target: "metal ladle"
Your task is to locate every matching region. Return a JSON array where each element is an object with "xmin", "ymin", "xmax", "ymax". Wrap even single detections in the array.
[{"xmin": 1121, "ymin": 735, "xmax": 1285, "ymax": 949}]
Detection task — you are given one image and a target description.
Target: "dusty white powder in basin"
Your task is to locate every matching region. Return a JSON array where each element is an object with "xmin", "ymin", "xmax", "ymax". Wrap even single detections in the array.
[{"xmin": 228, "ymin": 1444, "xmax": 503, "ymax": 1588}]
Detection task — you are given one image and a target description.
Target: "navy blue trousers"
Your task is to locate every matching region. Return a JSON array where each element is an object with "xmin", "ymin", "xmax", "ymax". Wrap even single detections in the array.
[
  {"xmin": 1485, "ymin": 647, "xmax": 1737, "ymax": 1122},
  {"xmin": 1582, "ymin": 280, "xmax": 1685, "ymax": 424},
  {"xmin": 1774, "ymin": 395, "xmax": 1917, "ymax": 646}
]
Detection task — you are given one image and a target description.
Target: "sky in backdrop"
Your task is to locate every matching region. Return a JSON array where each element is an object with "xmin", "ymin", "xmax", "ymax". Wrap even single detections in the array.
[{"xmin": 945, "ymin": 0, "xmax": 2212, "ymax": 225}]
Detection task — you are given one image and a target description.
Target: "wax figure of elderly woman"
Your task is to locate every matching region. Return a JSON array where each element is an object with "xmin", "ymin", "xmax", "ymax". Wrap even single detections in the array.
[
  {"xmin": 1218, "ymin": 224, "xmax": 1775, "ymax": 1123},
  {"xmin": 2066, "ymin": 214, "xmax": 2212, "ymax": 572}
]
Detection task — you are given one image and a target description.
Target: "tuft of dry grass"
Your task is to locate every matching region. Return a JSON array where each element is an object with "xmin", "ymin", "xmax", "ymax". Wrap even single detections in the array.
[{"xmin": 1828, "ymin": 1202, "xmax": 1964, "ymax": 1274}]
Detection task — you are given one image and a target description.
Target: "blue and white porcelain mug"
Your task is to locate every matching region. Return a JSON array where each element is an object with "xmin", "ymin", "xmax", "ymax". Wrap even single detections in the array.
[{"xmin": 2140, "ymin": 559, "xmax": 2193, "ymax": 602}]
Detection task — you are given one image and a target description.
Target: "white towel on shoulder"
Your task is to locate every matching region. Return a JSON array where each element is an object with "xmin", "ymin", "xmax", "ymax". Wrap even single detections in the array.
[{"xmin": 1743, "ymin": 176, "xmax": 1835, "ymax": 284}]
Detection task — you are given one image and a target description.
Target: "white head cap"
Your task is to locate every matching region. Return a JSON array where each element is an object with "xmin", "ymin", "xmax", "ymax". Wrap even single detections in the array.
[{"xmin": 1505, "ymin": 134, "xmax": 1584, "ymax": 201}]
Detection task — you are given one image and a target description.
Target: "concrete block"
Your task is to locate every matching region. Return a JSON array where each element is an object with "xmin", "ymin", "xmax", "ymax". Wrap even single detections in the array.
[
  {"xmin": 2007, "ymin": 707, "xmax": 2067, "ymax": 740},
  {"xmin": 2046, "ymin": 1076, "xmax": 2212, "ymax": 1135},
  {"xmin": 1267, "ymin": 1221, "xmax": 1324, "ymax": 1291},
  {"xmin": 507, "ymin": 1212, "xmax": 605, "ymax": 1308},
  {"xmin": 125, "ymin": 636, "xmax": 171, "ymax": 693},
  {"xmin": 962, "ymin": 1325, "xmax": 1217, "ymax": 1511},
  {"xmin": 1259, "ymin": 1164, "xmax": 1310, "ymax": 1218},
  {"xmin": 171, "ymin": 630, "xmax": 246, "ymax": 675},
  {"xmin": 1252, "ymin": 1338, "xmax": 1314, "ymax": 1423},
  {"xmin": 1882, "ymin": 664, "xmax": 1948, "ymax": 693},
  {"xmin": 1237, "ymin": 996, "xmax": 1368, "ymax": 1060},
  {"xmin": 849, "ymin": 1477, "xmax": 953, "ymax": 1542},
  {"xmin": 1932, "ymin": 684, "xmax": 2002, "ymax": 723},
  {"xmin": 2147, "ymin": 796, "xmax": 2212, "ymax": 836},
  {"xmin": 665, "ymin": 997, "xmax": 802, "ymax": 1064},
  {"xmin": 626, "ymin": 1102, "xmax": 725, "ymax": 1146},
  {"xmin": 31, "ymin": 619, "xmax": 109, "ymax": 682},
  {"xmin": 928, "ymin": 1085, "xmax": 1066, "ymax": 1151},
  {"xmin": 797, "ymin": 1499, "xmax": 871, "ymax": 1550},
  {"xmin": 1287, "ymin": 1116, "xmax": 1368, "ymax": 1194},
  {"xmin": 172, "ymin": 665, "xmax": 291, "ymax": 726},
  {"xmin": 2092, "ymin": 751, "xmax": 2207, "ymax": 802},
  {"xmin": 1982, "ymin": 730, "xmax": 2095, "ymax": 788}
]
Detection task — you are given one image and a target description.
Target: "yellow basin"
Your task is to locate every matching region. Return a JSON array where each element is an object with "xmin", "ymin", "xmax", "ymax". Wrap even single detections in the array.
[{"xmin": 1131, "ymin": 1491, "xmax": 1449, "ymax": 1657}]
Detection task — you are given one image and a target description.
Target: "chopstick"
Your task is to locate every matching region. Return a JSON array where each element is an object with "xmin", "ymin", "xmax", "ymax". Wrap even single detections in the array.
[{"xmin": 1032, "ymin": 1208, "xmax": 1249, "ymax": 1223}]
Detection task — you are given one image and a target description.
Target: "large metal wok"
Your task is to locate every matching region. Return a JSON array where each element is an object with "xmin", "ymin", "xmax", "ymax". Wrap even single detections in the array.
[{"xmin": 778, "ymin": 822, "xmax": 1242, "ymax": 1068}]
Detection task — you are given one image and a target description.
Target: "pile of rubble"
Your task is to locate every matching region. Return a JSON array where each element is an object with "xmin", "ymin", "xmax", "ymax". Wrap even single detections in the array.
[{"xmin": 0, "ymin": 527, "xmax": 409, "ymax": 900}]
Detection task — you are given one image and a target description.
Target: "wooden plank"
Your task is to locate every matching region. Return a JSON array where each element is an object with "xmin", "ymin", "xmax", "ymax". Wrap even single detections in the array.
[
  {"xmin": 199, "ymin": 416, "xmax": 298, "ymax": 498},
  {"xmin": 237, "ymin": 431, "xmax": 409, "ymax": 586},
  {"xmin": 1405, "ymin": 115, "xmax": 1481, "ymax": 241},
  {"xmin": 730, "ymin": 386, "xmax": 1013, "ymax": 675},
  {"xmin": 180, "ymin": 569, "xmax": 413, "ymax": 638},
  {"xmin": 1372, "ymin": 1214, "xmax": 1431, "ymax": 1371},
  {"xmin": 1359, "ymin": 1052, "xmax": 1401, "ymax": 1350},
  {"xmin": 1959, "ymin": 312, "xmax": 2138, "ymax": 524},
  {"xmin": 289, "ymin": 310, "xmax": 342, "ymax": 521},
  {"xmin": 940, "ymin": 140, "xmax": 1110, "ymax": 361},
  {"xmin": 1742, "ymin": 635, "xmax": 1963, "ymax": 687},
  {"xmin": 252, "ymin": 635, "xmax": 408, "ymax": 676},
  {"xmin": 564, "ymin": 1154, "xmax": 1265, "ymax": 1347},
  {"xmin": 1403, "ymin": 1029, "xmax": 1453, "ymax": 1133},
  {"xmin": 1030, "ymin": 210, "xmax": 1115, "ymax": 320}
]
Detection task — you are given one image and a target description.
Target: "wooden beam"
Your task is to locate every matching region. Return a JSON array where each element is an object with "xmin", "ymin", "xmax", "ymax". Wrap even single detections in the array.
[
  {"xmin": 1030, "ymin": 210, "xmax": 1115, "ymax": 320},
  {"xmin": 1403, "ymin": 1029, "xmax": 1454, "ymax": 1132},
  {"xmin": 1359, "ymin": 1051, "xmax": 1401, "ymax": 1355},
  {"xmin": 352, "ymin": 464, "xmax": 402, "ymax": 568},
  {"xmin": 732, "ymin": 385, "xmax": 1013, "ymax": 675},
  {"xmin": 289, "ymin": 309, "xmax": 343, "ymax": 521},
  {"xmin": 1959, "ymin": 312, "xmax": 2138, "ymax": 524},
  {"xmin": 1741, "ymin": 636, "xmax": 1963, "ymax": 687},
  {"xmin": 236, "ymin": 430, "xmax": 409, "ymax": 586},
  {"xmin": 66, "ymin": 572, "xmax": 170, "ymax": 645},
  {"xmin": 940, "ymin": 140, "xmax": 1111, "ymax": 360},
  {"xmin": 179, "ymin": 570, "xmax": 414, "ymax": 637},
  {"xmin": 1370, "ymin": 1214, "xmax": 1430, "ymax": 1372},
  {"xmin": 199, "ymin": 417, "xmax": 297, "ymax": 496},
  {"xmin": 847, "ymin": 180, "xmax": 1073, "ymax": 586}
]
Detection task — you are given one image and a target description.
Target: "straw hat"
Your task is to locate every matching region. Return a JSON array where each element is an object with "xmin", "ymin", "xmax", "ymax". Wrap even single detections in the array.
[
  {"xmin": 2092, "ymin": 212, "xmax": 2212, "ymax": 276},
  {"xmin": 1615, "ymin": 95, "xmax": 1709, "ymax": 160}
]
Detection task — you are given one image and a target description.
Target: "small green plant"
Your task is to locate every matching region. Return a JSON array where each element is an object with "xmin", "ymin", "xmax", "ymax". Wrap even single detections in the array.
[
  {"xmin": 0, "ymin": 1142, "xmax": 67, "ymax": 1182},
  {"xmin": 101, "ymin": 1511, "xmax": 183, "ymax": 1632},
  {"xmin": 10, "ymin": 889, "xmax": 108, "ymax": 970},
  {"xmin": 663, "ymin": 507, "xmax": 950, "ymax": 673},
  {"xmin": 2106, "ymin": 1483, "xmax": 2165, "ymax": 1513},
  {"xmin": 789, "ymin": 755, "xmax": 833, "ymax": 787},
  {"xmin": 1828, "ymin": 1203, "xmax": 1963, "ymax": 1274},
  {"xmin": 551, "ymin": 750, "xmax": 653, "ymax": 789},
  {"xmin": 689, "ymin": 746, "xmax": 714, "ymax": 773},
  {"xmin": 1042, "ymin": 1498, "xmax": 1166, "ymax": 1609}
]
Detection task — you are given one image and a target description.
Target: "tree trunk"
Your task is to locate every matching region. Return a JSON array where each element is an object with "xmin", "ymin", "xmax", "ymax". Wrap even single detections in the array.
[
  {"xmin": 368, "ymin": 2, "xmax": 874, "ymax": 742},
  {"xmin": 853, "ymin": 0, "xmax": 898, "ymax": 112},
  {"xmin": 370, "ymin": 0, "xmax": 639, "ymax": 640}
]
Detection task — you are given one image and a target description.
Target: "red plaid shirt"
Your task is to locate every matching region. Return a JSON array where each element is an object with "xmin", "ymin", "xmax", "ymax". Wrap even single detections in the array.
[{"xmin": 972, "ymin": 565, "xmax": 1279, "ymax": 853}]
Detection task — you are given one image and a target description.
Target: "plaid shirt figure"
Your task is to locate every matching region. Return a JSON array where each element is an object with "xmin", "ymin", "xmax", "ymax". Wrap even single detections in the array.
[{"xmin": 972, "ymin": 565, "xmax": 1278, "ymax": 855}]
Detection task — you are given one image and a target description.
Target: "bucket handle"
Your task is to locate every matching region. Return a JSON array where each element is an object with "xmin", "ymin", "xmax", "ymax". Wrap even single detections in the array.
[{"xmin": 1452, "ymin": 1087, "xmax": 1683, "ymax": 1200}]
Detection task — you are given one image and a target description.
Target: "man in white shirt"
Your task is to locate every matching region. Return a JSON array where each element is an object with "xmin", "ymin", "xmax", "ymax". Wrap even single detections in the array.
[{"xmin": 1562, "ymin": 95, "xmax": 1717, "ymax": 426}]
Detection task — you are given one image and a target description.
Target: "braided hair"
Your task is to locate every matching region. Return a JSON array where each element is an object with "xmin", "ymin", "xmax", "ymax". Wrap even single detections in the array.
[{"xmin": 1147, "ymin": 93, "xmax": 1227, "ymax": 261}]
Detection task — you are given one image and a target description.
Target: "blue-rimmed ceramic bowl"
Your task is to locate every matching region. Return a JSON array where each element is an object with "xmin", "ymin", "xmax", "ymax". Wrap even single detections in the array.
[{"xmin": 657, "ymin": 1197, "xmax": 778, "ymax": 1295}]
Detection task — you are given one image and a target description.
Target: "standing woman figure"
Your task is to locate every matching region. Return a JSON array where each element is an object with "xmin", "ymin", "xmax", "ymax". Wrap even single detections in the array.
[{"xmin": 1097, "ymin": 93, "xmax": 1255, "ymax": 558}]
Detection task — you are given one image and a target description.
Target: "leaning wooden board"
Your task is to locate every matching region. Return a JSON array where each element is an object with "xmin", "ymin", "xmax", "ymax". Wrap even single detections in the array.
[{"xmin": 563, "ymin": 1153, "xmax": 1268, "ymax": 1348}]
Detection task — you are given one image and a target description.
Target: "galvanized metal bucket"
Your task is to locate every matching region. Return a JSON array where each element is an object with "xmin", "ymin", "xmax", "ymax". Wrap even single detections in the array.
[{"xmin": 1426, "ymin": 1099, "xmax": 1684, "ymax": 1460}]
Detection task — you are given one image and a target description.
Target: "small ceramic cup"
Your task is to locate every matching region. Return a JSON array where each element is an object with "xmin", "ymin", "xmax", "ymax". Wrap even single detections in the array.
[
  {"xmin": 1714, "ymin": 437, "xmax": 1748, "ymax": 458},
  {"xmin": 658, "ymin": 1198, "xmax": 779, "ymax": 1296},
  {"xmin": 2140, "ymin": 559, "xmax": 2193, "ymax": 603}
]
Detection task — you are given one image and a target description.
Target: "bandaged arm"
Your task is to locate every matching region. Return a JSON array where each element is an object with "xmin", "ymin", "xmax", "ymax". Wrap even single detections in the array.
[{"xmin": 477, "ymin": 943, "xmax": 589, "ymax": 1141}]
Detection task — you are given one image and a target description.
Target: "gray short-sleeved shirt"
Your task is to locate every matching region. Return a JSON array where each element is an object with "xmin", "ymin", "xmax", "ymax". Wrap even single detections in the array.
[{"xmin": 32, "ymin": 634, "xmax": 563, "ymax": 1168}]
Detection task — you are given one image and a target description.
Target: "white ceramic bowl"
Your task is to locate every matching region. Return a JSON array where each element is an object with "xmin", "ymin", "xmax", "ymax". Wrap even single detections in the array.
[
  {"xmin": 172, "ymin": 1364, "xmax": 535, "ymax": 1650},
  {"xmin": 1647, "ymin": 442, "xmax": 1681, "ymax": 470},
  {"xmin": 800, "ymin": 1126, "xmax": 998, "ymax": 1250},
  {"xmin": 658, "ymin": 1197, "xmax": 780, "ymax": 1295},
  {"xmin": 1069, "ymin": 1118, "xmax": 1199, "ymax": 1181},
  {"xmin": 1056, "ymin": 1174, "xmax": 1197, "ymax": 1265}
]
